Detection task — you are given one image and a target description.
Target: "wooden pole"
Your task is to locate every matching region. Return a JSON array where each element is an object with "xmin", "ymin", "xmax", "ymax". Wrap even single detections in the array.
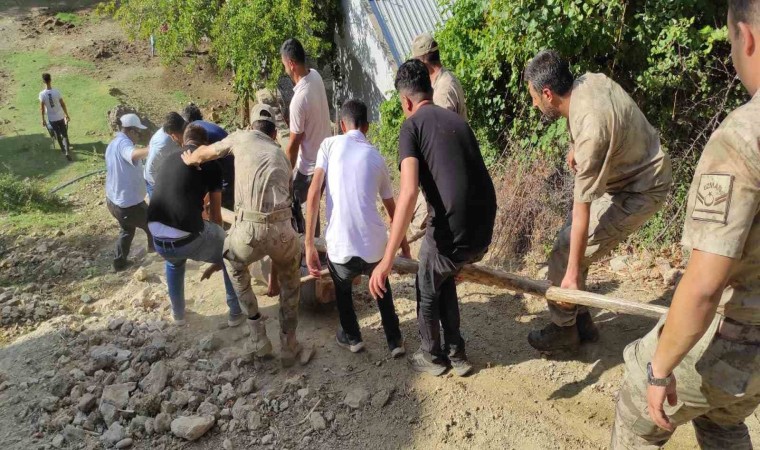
[{"xmin": 221, "ymin": 208, "xmax": 668, "ymax": 319}]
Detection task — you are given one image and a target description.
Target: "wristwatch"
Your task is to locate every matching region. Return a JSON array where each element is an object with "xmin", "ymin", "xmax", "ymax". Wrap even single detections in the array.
[{"xmin": 646, "ymin": 362, "xmax": 673, "ymax": 387}]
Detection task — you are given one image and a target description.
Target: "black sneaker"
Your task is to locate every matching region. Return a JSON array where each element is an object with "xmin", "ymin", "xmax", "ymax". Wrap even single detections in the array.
[
  {"xmin": 576, "ymin": 310, "xmax": 600, "ymax": 343},
  {"xmin": 408, "ymin": 350, "xmax": 447, "ymax": 376},
  {"xmin": 336, "ymin": 329, "xmax": 364, "ymax": 353},
  {"xmin": 112, "ymin": 259, "xmax": 133, "ymax": 273},
  {"xmin": 389, "ymin": 337, "xmax": 406, "ymax": 359},
  {"xmin": 527, "ymin": 322, "xmax": 580, "ymax": 353}
]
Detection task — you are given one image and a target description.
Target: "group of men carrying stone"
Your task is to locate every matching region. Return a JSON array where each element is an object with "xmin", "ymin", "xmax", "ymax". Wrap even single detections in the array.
[{"xmin": 99, "ymin": 1, "xmax": 760, "ymax": 447}]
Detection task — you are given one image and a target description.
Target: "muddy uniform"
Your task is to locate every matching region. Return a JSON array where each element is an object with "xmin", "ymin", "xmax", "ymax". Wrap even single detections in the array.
[
  {"xmin": 210, "ymin": 130, "xmax": 301, "ymax": 333},
  {"xmin": 410, "ymin": 67, "xmax": 469, "ymax": 240},
  {"xmin": 612, "ymin": 92, "xmax": 760, "ymax": 449},
  {"xmin": 547, "ymin": 73, "xmax": 672, "ymax": 326}
]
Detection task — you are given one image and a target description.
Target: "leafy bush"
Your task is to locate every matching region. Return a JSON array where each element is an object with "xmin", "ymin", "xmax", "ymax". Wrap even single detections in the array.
[
  {"xmin": 100, "ymin": 0, "xmax": 341, "ymax": 99},
  {"xmin": 0, "ymin": 174, "xmax": 67, "ymax": 214}
]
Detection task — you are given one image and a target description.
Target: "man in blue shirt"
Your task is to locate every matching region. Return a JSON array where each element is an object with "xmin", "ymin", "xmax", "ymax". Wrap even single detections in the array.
[
  {"xmin": 105, "ymin": 113, "xmax": 153, "ymax": 272},
  {"xmin": 144, "ymin": 112, "xmax": 184, "ymax": 197}
]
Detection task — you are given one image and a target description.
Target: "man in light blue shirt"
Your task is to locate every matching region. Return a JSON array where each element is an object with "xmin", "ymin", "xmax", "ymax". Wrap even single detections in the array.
[
  {"xmin": 106, "ymin": 113, "xmax": 153, "ymax": 272},
  {"xmin": 144, "ymin": 112, "xmax": 184, "ymax": 197}
]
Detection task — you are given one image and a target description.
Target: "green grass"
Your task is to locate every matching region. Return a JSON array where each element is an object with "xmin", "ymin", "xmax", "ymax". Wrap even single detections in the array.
[
  {"xmin": 55, "ymin": 12, "xmax": 84, "ymax": 26},
  {"xmin": 170, "ymin": 90, "xmax": 190, "ymax": 105},
  {"xmin": 0, "ymin": 50, "xmax": 118, "ymax": 231}
]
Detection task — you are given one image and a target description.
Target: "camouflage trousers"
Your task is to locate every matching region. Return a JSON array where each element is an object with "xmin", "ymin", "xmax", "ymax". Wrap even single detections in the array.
[
  {"xmin": 611, "ymin": 315, "xmax": 760, "ymax": 449},
  {"xmin": 223, "ymin": 218, "xmax": 301, "ymax": 333},
  {"xmin": 547, "ymin": 192, "xmax": 664, "ymax": 326}
]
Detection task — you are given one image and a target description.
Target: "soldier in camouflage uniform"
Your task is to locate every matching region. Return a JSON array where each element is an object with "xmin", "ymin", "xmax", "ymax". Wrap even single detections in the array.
[
  {"xmin": 611, "ymin": 2, "xmax": 760, "ymax": 448},
  {"xmin": 523, "ymin": 50, "xmax": 673, "ymax": 353},
  {"xmin": 181, "ymin": 104, "xmax": 308, "ymax": 368}
]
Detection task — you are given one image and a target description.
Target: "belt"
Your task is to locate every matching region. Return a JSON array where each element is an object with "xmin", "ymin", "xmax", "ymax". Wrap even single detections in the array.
[
  {"xmin": 153, "ymin": 232, "xmax": 199, "ymax": 249},
  {"xmin": 717, "ymin": 316, "xmax": 760, "ymax": 345},
  {"xmin": 236, "ymin": 208, "xmax": 292, "ymax": 224}
]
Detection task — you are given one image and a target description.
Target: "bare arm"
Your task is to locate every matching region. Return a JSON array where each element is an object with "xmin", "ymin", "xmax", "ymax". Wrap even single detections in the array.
[
  {"xmin": 59, "ymin": 98, "xmax": 70, "ymax": 122},
  {"xmin": 368, "ymin": 158, "xmax": 419, "ymax": 299},
  {"xmin": 285, "ymin": 132, "xmax": 304, "ymax": 169},
  {"xmin": 647, "ymin": 250, "xmax": 735, "ymax": 431},
  {"xmin": 181, "ymin": 145, "xmax": 222, "ymax": 166},
  {"xmin": 562, "ymin": 201, "xmax": 591, "ymax": 289},
  {"xmin": 207, "ymin": 191, "xmax": 223, "ymax": 226},
  {"xmin": 381, "ymin": 197, "xmax": 411, "ymax": 258},
  {"xmin": 304, "ymin": 168, "xmax": 325, "ymax": 276},
  {"xmin": 40, "ymin": 102, "xmax": 46, "ymax": 127},
  {"xmin": 131, "ymin": 147, "xmax": 149, "ymax": 163}
]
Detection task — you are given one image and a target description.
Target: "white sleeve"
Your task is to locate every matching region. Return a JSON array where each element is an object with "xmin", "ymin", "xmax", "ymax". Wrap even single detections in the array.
[
  {"xmin": 315, "ymin": 140, "xmax": 329, "ymax": 173},
  {"xmin": 289, "ymin": 95, "xmax": 306, "ymax": 135},
  {"xmin": 119, "ymin": 142, "xmax": 137, "ymax": 166}
]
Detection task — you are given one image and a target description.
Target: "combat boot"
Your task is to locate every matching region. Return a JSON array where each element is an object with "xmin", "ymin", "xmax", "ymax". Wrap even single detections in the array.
[
  {"xmin": 527, "ymin": 322, "xmax": 580, "ymax": 353},
  {"xmin": 280, "ymin": 331, "xmax": 303, "ymax": 368},
  {"xmin": 576, "ymin": 310, "xmax": 600, "ymax": 343},
  {"xmin": 247, "ymin": 316, "xmax": 273, "ymax": 358}
]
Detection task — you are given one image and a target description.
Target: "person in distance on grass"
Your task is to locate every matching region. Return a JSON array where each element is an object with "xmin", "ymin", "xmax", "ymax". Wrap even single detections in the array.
[
  {"xmin": 304, "ymin": 99, "xmax": 410, "ymax": 357},
  {"xmin": 369, "ymin": 59, "xmax": 496, "ymax": 377},
  {"xmin": 144, "ymin": 112, "xmax": 184, "ymax": 198},
  {"xmin": 523, "ymin": 50, "xmax": 672, "ymax": 354},
  {"xmin": 39, "ymin": 73, "xmax": 72, "ymax": 161},
  {"xmin": 105, "ymin": 113, "xmax": 153, "ymax": 272},
  {"xmin": 147, "ymin": 123, "xmax": 243, "ymax": 328},
  {"xmin": 611, "ymin": 1, "xmax": 760, "ymax": 447},
  {"xmin": 180, "ymin": 105, "xmax": 311, "ymax": 368}
]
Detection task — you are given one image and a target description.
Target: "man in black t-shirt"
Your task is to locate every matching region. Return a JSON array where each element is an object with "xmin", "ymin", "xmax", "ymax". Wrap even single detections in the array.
[
  {"xmin": 369, "ymin": 59, "xmax": 497, "ymax": 377},
  {"xmin": 147, "ymin": 123, "xmax": 243, "ymax": 327}
]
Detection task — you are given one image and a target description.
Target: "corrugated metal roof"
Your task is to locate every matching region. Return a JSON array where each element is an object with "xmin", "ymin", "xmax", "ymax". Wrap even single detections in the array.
[{"xmin": 369, "ymin": 0, "xmax": 450, "ymax": 66}]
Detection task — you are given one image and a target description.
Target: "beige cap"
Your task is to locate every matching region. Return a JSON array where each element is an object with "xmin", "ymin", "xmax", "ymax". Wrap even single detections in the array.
[
  {"xmin": 410, "ymin": 33, "xmax": 438, "ymax": 58},
  {"xmin": 251, "ymin": 103, "xmax": 276, "ymax": 124}
]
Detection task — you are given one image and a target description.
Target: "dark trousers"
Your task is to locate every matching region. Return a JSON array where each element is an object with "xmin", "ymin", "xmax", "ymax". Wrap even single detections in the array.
[
  {"xmin": 106, "ymin": 199, "xmax": 153, "ymax": 265},
  {"xmin": 327, "ymin": 257, "xmax": 402, "ymax": 350},
  {"xmin": 416, "ymin": 238, "xmax": 486, "ymax": 363},
  {"xmin": 293, "ymin": 171, "xmax": 321, "ymax": 237},
  {"xmin": 49, "ymin": 119, "xmax": 70, "ymax": 154}
]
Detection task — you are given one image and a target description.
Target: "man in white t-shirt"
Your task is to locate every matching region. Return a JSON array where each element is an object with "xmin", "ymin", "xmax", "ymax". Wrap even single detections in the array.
[
  {"xmin": 280, "ymin": 38, "xmax": 332, "ymax": 235},
  {"xmin": 39, "ymin": 73, "xmax": 72, "ymax": 161},
  {"xmin": 304, "ymin": 100, "xmax": 409, "ymax": 356}
]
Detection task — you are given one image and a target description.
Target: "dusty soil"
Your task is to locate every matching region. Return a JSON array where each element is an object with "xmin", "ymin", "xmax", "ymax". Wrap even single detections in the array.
[{"xmin": 1, "ymin": 5, "xmax": 759, "ymax": 450}]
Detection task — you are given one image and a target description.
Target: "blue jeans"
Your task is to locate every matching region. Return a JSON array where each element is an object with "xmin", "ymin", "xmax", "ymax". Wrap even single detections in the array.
[
  {"xmin": 145, "ymin": 181, "xmax": 154, "ymax": 199},
  {"xmin": 153, "ymin": 221, "xmax": 241, "ymax": 320}
]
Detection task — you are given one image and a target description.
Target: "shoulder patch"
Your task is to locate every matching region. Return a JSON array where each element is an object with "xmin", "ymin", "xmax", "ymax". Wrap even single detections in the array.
[{"xmin": 692, "ymin": 173, "xmax": 734, "ymax": 224}]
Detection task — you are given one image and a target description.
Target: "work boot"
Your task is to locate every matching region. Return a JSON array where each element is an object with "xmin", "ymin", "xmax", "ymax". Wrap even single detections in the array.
[
  {"xmin": 576, "ymin": 311, "xmax": 600, "ymax": 343},
  {"xmin": 280, "ymin": 331, "xmax": 303, "ymax": 368},
  {"xmin": 246, "ymin": 316, "xmax": 273, "ymax": 358},
  {"xmin": 527, "ymin": 322, "xmax": 580, "ymax": 353}
]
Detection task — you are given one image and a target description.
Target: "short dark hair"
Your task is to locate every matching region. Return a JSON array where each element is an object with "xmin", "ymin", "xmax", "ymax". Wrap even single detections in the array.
[
  {"xmin": 419, "ymin": 48, "xmax": 441, "ymax": 65},
  {"xmin": 183, "ymin": 123, "xmax": 208, "ymax": 146},
  {"xmin": 181, "ymin": 104, "xmax": 203, "ymax": 122},
  {"xmin": 395, "ymin": 59, "xmax": 433, "ymax": 100},
  {"xmin": 340, "ymin": 99, "xmax": 368, "ymax": 129},
  {"xmin": 42, "ymin": 73, "xmax": 51, "ymax": 83},
  {"xmin": 730, "ymin": 0, "xmax": 760, "ymax": 25},
  {"xmin": 524, "ymin": 50, "xmax": 574, "ymax": 96},
  {"xmin": 251, "ymin": 120, "xmax": 277, "ymax": 136},
  {"xmin": 280, "ymin": 38, "xmax": 306, "ymax": 65},
  {"xmin": 162, "ymin": 112, "xmax": 187, "ymax": 135}
]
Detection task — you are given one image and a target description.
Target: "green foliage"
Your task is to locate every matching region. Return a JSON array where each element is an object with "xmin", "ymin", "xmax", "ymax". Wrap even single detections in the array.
[
  {"xmin": 0, "ymin": 174, "xmax": 66, "ymax": 213},
  {"xmin": 101, "ymin": 0, "xmax": 341, "ymax": 99},
  {"xmin": 55, "ymin": 12, "xmax": 83, "ymax": 26}
]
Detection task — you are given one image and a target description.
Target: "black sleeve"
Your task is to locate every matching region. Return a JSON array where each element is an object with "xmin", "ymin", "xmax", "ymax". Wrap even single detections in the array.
[
  {"xmin": 201, "ymin": 161, "xmax": 224, "ymax": 193},
  {"xmin": 397, "ymin": 119, "xmax": 419, "ymax": 168}
]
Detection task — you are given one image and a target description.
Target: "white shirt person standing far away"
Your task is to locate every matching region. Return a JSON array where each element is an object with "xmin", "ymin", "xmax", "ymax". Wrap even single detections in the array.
[{"xmin": 39, "ymin": 72, "xmax": 72, "ymax": 161}]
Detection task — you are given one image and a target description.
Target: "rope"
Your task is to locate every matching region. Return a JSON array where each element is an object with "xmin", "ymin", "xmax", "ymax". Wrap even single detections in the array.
[{"xmin": 49, "ymin": 169, "xmax": 106, "ymax": 194}]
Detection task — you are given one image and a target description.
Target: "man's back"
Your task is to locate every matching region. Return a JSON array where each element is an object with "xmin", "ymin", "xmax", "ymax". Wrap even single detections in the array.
[
  {"xmin": 106, "ymin": 132, "xmax": 145, "ymax": 208},
  {"xmin": 399, "ymin": 104, "xmax": 496, "ymax": 260},
  {"xmin": 39, "ymin": 88, "xmax": 64, "ymax": 122},
  {"xmin": 433, "ymin": 68, "xmax": 468, "ymax": 120},
  {"xmin": 318, "ymin": 131, "xmax": 393, "ymax": 264},
  {"xmin": 148, "ymin": 152, "xmax": 222, "ymax": 233},
  {"xmin": 144, "ymin": 128, "xmax": 180, "ymax": 185}
]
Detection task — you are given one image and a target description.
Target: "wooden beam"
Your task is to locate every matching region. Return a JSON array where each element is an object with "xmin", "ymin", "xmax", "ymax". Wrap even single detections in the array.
[{"xmin": 222, "ymin": 207, "xmax": 667, "ymax": 319}]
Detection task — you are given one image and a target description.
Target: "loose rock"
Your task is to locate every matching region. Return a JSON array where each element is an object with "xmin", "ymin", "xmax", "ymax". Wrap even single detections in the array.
[
  {"xmin": 171, "ymin": 415, "xmax": 215, "ymax": 441},
  {"xmin": 343, "ymin": 386, "xmax": 370, "ymax": 409},
  {"xmin": 309, "ymin": 412, "xmax": 327, "ymax": 431}
]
